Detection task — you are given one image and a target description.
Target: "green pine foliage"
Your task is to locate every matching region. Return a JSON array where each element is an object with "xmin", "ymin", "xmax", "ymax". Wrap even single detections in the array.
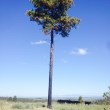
[{"xmin": 27, "ymin": 0, "xmax": 80, "ymax": 37}]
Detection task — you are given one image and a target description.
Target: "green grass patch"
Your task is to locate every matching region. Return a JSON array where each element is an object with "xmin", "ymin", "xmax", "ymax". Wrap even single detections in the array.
[{"xmin": 0, "ymin": 99, "xmax": 110, "ymax": 110}]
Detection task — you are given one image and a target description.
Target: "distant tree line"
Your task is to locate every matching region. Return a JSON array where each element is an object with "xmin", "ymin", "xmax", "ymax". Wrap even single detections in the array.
[
  {"xmin": 7, "ymin": 96, "xmax": 17, "ymax": 102},
  {"xmin": 57, "ymin": 96, "xmax": 92, "ymax": 105},
  {"xmin": 57, "ymin": 88, "xmax": 110, "ymax": 105}
]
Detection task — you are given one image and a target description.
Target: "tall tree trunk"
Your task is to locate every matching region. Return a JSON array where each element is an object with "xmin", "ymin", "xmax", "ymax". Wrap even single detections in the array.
[{"xmin": 47, "ymin": 29, "xmax": 54, "ymax": 109}]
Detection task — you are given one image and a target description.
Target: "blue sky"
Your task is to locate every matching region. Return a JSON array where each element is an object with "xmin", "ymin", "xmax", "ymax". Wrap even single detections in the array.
[{"xmin": 0, "ymin": 0, "xmax": 110, "ymax": 98}]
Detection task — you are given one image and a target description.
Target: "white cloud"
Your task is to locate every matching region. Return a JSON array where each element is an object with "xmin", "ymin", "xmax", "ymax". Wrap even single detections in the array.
[
  {"xmin": 31, "ymin": 40, "xmax": 48, "ymax": 45},
  {"xmin": 20, "ymin": 62, "xmax": 28, "ymax": 65},
  {"xmin": 62, "ymin": 59, "xmax": 68, "ymax": 64},
  {"xmin": 71, "ymin": 48, "xmax": 88, "ymax": 56},
  {"xmin": 18, "ymin": 62, "xmax": 28, "ymax": 65}
]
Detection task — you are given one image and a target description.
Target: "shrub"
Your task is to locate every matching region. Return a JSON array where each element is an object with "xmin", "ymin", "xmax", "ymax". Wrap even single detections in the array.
[
  {"xmin": 78, "ymin": 96, "xmax": 83, "ymax": 103},
  {"xmin": 7, "ymin": 97, "xmax": 13, "ymax": 101},
  {"xmin": 42, "ymin": 104, "xmax": 46, "ymax": 107},
  {"xmin": 102, "ymin": 86, "xmax": 110, "ymax": 105},
  {"xmin": 12, "ymin": 104, "xmax": 24, "ymax": 109},
  {"xmin": 13, "ymin": 96, "xmax": 17, "ymax": 102}
]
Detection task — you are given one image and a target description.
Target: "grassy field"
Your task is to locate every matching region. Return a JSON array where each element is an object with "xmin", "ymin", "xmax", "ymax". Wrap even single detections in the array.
[{"xmin": 0, "ymin": 100, "xmax": 110, "ymax": 110}]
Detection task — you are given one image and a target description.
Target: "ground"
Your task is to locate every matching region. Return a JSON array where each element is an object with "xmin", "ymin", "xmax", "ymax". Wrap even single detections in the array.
[{"xmin": 0, "ymin": 100, "xmax": 110, "ymax": 110}]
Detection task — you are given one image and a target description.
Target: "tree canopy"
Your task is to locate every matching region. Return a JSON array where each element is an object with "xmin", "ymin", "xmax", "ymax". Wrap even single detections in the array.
[
  {"xmin": 27, "ymin": 0, "xmax": 80, "ymax": 37},
  {"xmin": 103, "ymin": 87, "xmax": 110, "ymax": 101}
]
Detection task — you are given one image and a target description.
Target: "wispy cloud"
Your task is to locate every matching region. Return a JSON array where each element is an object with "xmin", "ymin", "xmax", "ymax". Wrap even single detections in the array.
[
  {"xmin": 31, "ymin": 40, "xmax": 48, "ymax": 45},
  {"xmin": 71, "ymin": 48, "xmax": 88, "ymax": 56},
  {"xmin": 19, "ymin": 62, "xmax": 28, "ymax": 65},
  {"xmin": 61, "ymin": 59, "xmax": 68, "ymax": 64}
]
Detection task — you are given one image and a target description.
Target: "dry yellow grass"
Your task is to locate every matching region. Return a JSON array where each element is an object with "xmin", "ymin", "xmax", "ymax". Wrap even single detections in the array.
[
  {"xmin": 0, "ymin": 100, "xmax": 110, "ymax": 110},
  {"xmin": 36, "ymin": 108, "xmax": 52, "ymax": 110}
]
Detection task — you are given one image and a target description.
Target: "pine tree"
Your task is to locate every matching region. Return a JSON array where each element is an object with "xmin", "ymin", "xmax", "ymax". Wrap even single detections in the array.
[{"xmin": 27, "ymin": 0, "xmax": 80, "ymax": 108}]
